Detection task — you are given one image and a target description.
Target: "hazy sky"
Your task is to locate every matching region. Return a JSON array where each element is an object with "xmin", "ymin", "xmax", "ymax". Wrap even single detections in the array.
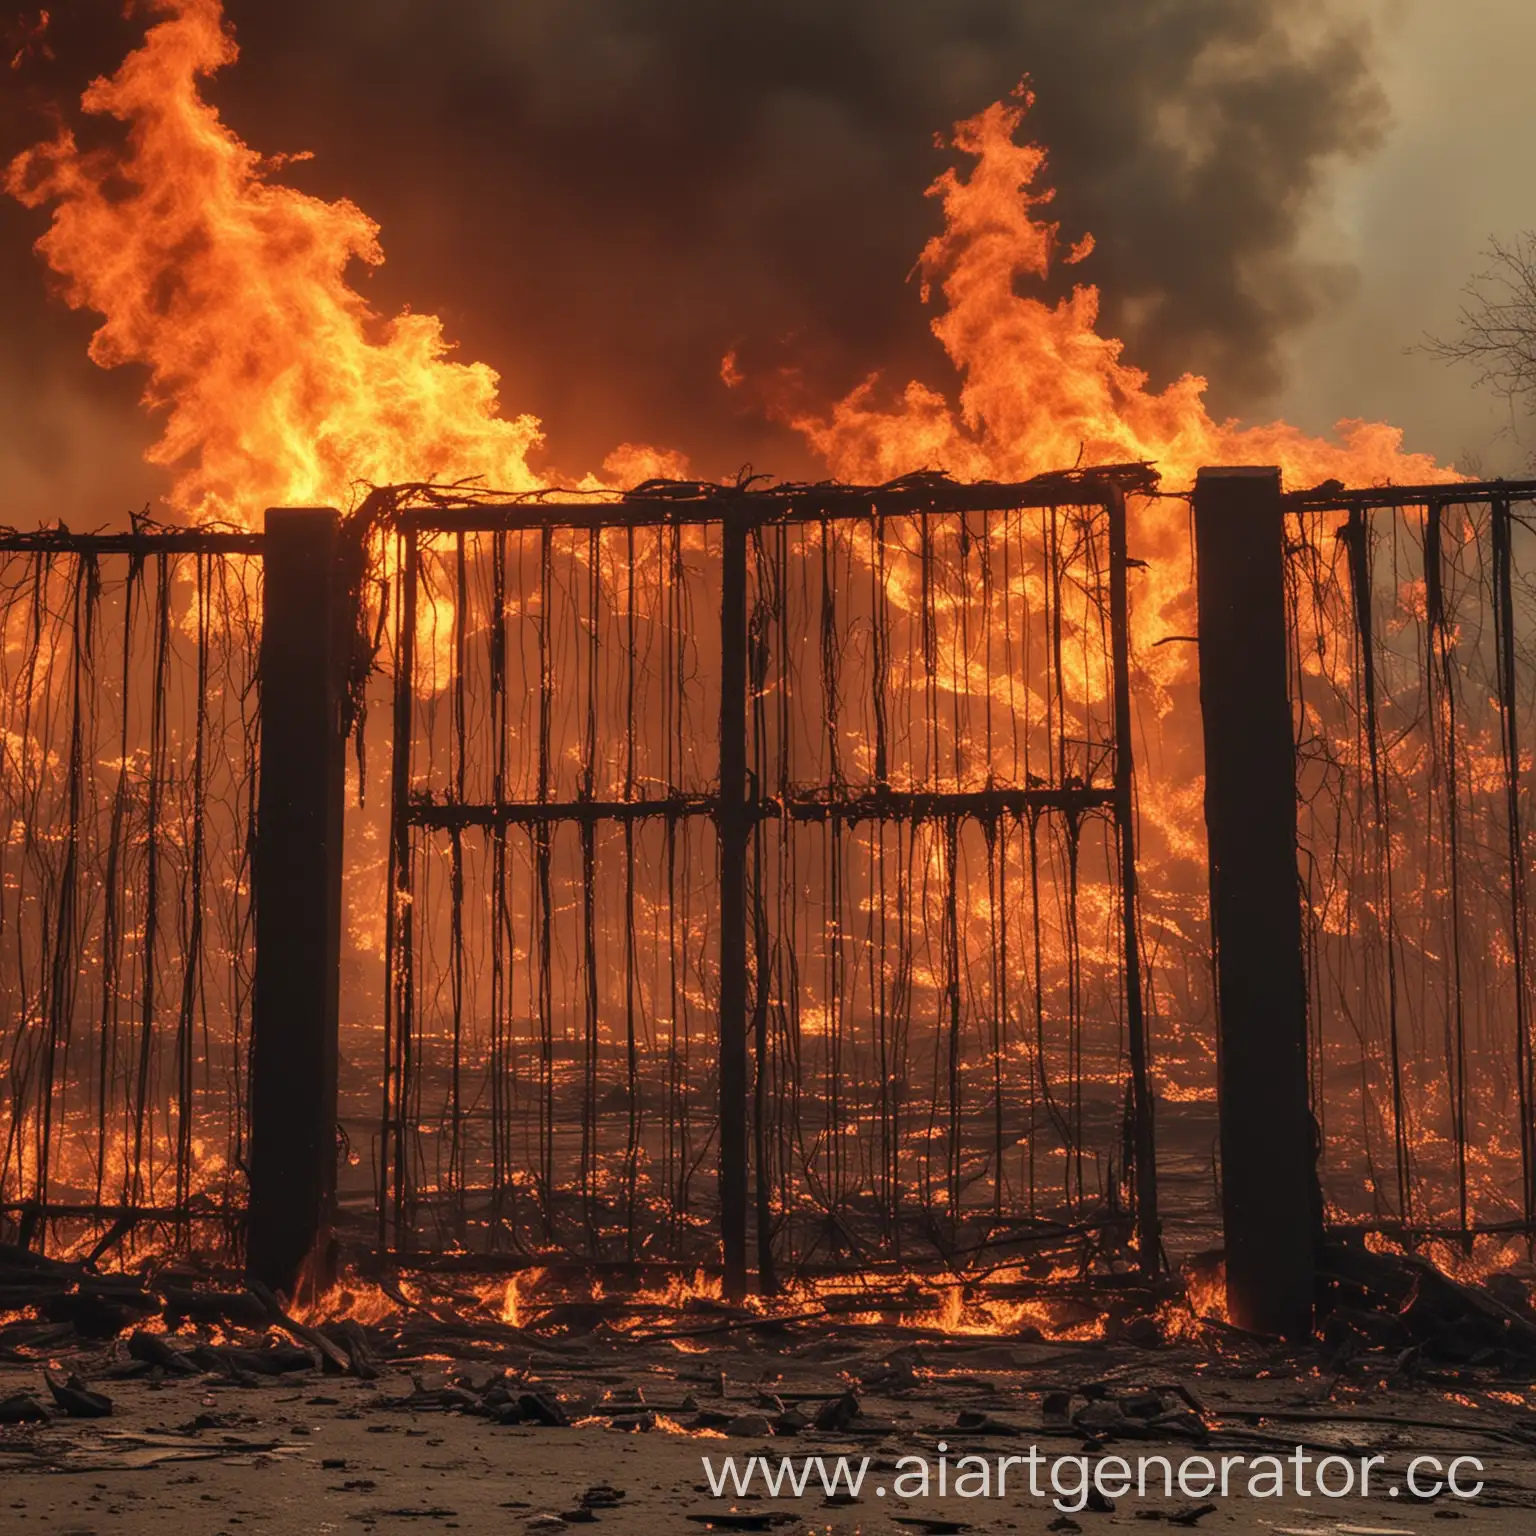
[
  {"xmin": 1, "ymin": 0, "xmax": 1533, "ymax": 524},
  {"xmin": 1275, "ymin": 0, "xmax": 1536, "ymax": 475}
]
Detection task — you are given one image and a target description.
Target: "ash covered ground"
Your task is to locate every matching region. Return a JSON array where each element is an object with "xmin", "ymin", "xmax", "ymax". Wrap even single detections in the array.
[{"xmin": 5, "ymin": 1241, "xmax": 1536, "ymax": 1534}]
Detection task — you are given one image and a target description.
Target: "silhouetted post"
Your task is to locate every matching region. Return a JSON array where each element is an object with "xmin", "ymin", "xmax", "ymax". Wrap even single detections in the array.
[
  {"xmin": 1194, "ymin": 467, "xmax": 1316, "ymax": 1340},
  {"xmin": 247, "ymin": 507, "xmax": 345, "ymax": 1298},
  {"xmin": 718, "ymin": 509, "xmax": 750, "ymax": 1300}
]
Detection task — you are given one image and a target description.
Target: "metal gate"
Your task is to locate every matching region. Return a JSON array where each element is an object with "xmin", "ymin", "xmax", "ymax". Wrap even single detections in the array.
[
  {"xmin": 378, "ymin": 471, "xmax": 1159, "ymax": 1286},
  {"xmin": 10, "ymin": 469, "xmax": 1536, "ymax": 1293}
]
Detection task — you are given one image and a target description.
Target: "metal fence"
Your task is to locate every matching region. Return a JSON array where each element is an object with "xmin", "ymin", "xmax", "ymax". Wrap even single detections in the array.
[
  {"xmin": 378, "ymin": 473, "xmax": 1160, "ymax": 1282},
  {"xmin": 0, "ymin": 526, "xmax": 263, "ymax": 1259},
  {"xmin": 13, "ymin": 468, "xmax": 1534, "ymax": 1283},
  {"xmin": 1284, "ymin": 480, "xmax": 1536, "ymax": 1242}
]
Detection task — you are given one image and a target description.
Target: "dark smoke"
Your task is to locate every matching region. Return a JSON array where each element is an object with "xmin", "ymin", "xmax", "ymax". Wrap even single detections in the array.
[{"xmin": 1, "ymin": 0, "xmax": 1384, "ymax": 506}]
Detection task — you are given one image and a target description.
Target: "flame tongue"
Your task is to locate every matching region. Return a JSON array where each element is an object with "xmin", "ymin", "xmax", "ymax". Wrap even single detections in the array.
[
  {"xmin": 796, "ymin": 93, "xmax": 1459, "ymax": 495},
  {"xmin": 5, "ymin": 0, "xmax": 545, "ymax": 525}
]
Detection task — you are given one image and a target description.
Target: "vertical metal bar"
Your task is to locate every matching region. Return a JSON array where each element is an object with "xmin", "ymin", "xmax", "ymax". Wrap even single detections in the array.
[
  {"xmin": 873, "ymin": 513, "xmax": 889, "ymax": 788},
  {"xmin": 989, "ymin": 820, "xmax": 1005, "ymax": 1217},
  {"xmin": 448, "ymin": 822, "xmax": 465, "ymax": 1234},
  {"xmin": 1340, "ymin": 508, "xmax": 1412, "ymax": 1223},
  {"xmin": 1424, "ymin": 497, "xmax": 1470, "ymax": 1237},
  {"xmin": 1064, "ymin": 815, "xmax": 1084, "ymax": 1206},
  {"xmin": 248, "ymin": 507, "xmax": 344, "ymax": 1296},
  {"xmin": 870, "ymin": 521, "xmax": 894, "ymax": 1244},
  {"xmin": 1193, "ymin": 467, "xmax": 1315, "ymax": 1339},
  {"xmin": 580, "ymin": 528, "xmax": 600, "ymax": 1255},
  {"xmin": 383, "ymin": 528, "xmax": 417, "ymax": 1251},
  {"xmin": 666, "ymin": 522, "xmax": 685, "ymax": 1250},
  {"xmin": 718, "ymin": 507, "xmax": 751, "ymax": 1298},
  {"xmin": 38, "ymin": 557, "xmax": 88, "ymax": 1229},
  {"xmin": 129, "ymin": 556, "xmax": 171, "ymax": 1212},
  {"xmin": 96, "ymin": 564, "xmax": 135, "ymax": 1216},
  {"xmin": 624, "ymin": 524, "xmax": 641, "ymax": 1259},
  {"xmin": 943, "ymin": 814, "xmax": 962, "ymax": 1224},
  {"xmin": 580, "ymin": 818, "xmax": 599, "ymax": 1254},
  {"xmin": 1107, "ymin": 486, "xmax": 1160, "ymax": 1278},
  {"xmin": 175, "ymin": 553, "xmax": 209, "ymax": 1221},
  {"xmin": 536, "ymin": 526, "xmax": 554, "ymax": 1223},
  {"xmin": 382, "ymin": 528, "xmax": 416, "ymax": 1252},
  {"xmin": 489, "ymin": 528, "xmax": 510, "ymax": 1239},
  {"xmin": 749, "ymin": 529, "xmax": 777, "ymax": 1292},
  {"xmin": 448, "ymin": 536, "xmax": 467, "ymax": 1232}
]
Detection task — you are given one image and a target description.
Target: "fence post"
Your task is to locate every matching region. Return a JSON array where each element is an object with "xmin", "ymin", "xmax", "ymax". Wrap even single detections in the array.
[
  {"xmin": 1193, "ymin": 467, "xmax": 1317, "ymax": 1339},
  {"xmin": 247, "ymin": 507, "xmax": 346, "ymax": 1298},
  {"xmin": 718, "ymin": 508, "xmax": 751, "ymax": 1300}
]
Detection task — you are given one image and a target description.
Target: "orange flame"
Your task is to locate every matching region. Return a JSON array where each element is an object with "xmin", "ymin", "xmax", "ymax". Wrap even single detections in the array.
[
  {"xmin": 796, "ymin": 90, "xmax": 1459, "ymax": 496},
  {"xmin": 5, "ymin": 0, "xmax": 545, "ymax": 525},
  {"xmin": 6, "ymin": 9, "xmax": 51, "ymax": 72},
  {"xmin": 10, "ymin": 20, "xmax": 1457, "ymax": 526}
]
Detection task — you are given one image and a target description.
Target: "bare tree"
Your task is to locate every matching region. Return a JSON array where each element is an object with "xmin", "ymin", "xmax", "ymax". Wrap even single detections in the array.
[{"xmin": 1426, "ymin": 234, "xmax": 1536, "ymax": 455}]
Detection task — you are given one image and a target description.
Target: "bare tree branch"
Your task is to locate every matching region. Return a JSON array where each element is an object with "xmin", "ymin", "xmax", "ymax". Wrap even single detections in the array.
[{"xmin": 1424, "ymin": 233, "xmax": 1536, "ymax": 417}]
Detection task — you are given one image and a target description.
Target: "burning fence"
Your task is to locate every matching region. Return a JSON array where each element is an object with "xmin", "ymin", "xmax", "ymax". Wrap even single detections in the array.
[
  {"xmin": 377, "ymin": 471, "xmax": 1157, "ymax": 1293},
  {"xmin": 1286, "ymin": 483, "xmax": 1536, "ymax": 1241},
  {"xmin": 3, "ymin": 467, "xmax": 1536, "ymax": 1323},
  {"xmin": 0, "ymin": 525, "xmax": 262, "ymax": 1255},
  {"xmin": 6, "ymin": 1, "xmax": 1536, "ymax": 1343}
]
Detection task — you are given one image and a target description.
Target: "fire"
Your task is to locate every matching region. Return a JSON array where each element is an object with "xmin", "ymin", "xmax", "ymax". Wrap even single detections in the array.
[
  {"xmin": 4, "ymin": 1, "xmax": 1505, "ymax": 1307},
  {"xmin": 4, "ymin": 0, "xmax": 546, "ymax": 525},
  {"xmin": 5, "ymin": 9, "xmax": 51, "ymax": 72},
  {"xmin": 780, "ymin": 96, "xmax": 1468, "ymax": 958},
  {"xmin": 794, "ymin": 90, "xmax": 1459, "ymax": 498},
  {"xmin": 9, "ymin": 17, "xmax": 1458, "ymax": 532},
  {"xmin": 784, "ymin": 92, "xmax": 1464, "ymax": 879}
]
